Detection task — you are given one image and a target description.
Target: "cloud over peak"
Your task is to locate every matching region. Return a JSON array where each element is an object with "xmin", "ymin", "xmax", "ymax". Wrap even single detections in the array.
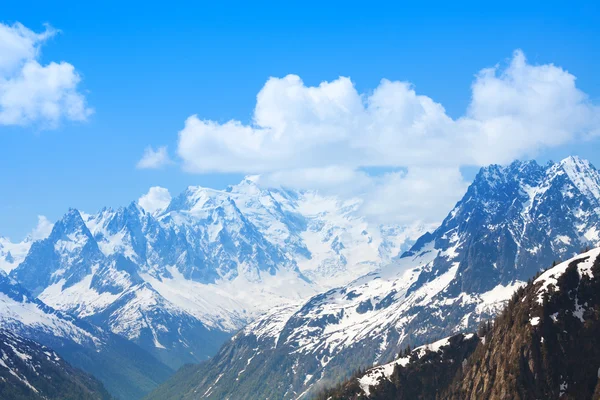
[
  {"xmin": 138, "ymin": 186, "xmax": 172, "ymax": 214},
  {"xmin": 28, "ymin": 215, "xmax": 53, "ymax": 241},
  {"xmin": 149, "ymin": 50, "xmax": 600, "ymax": 224},
  {"xmin": 176, "ymin": 50, "xmax": 598, "ymax": 174}
]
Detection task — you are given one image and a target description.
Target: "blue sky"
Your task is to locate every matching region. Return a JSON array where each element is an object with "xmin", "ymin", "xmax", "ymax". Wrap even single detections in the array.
[{"xmin": 1, "ymin": 0, "xmax": 599, "ymax": 239}]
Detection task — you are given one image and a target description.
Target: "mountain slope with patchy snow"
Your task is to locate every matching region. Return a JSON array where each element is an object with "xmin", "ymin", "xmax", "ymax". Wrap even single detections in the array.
[
  {"xmin": 0, "ymin": 271, "xmax": 173, "ymax": 400},
  {"xmin": 0, "ymin": 329, "xmax": 112, "ymax": 400},
  {"xmin": 318, "ymin": 333, "xmax": 479, "ymax": 399},
  {"xmin": 320, "ymin": 247, "xmax": 600, "ymax": 399}
]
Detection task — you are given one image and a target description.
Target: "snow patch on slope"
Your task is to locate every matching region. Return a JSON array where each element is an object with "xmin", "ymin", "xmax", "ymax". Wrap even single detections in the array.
[
  {"xmin": 534, "ymin": 247, "xmax": 600, "ymax": 305},
  {"xmin": 358, "ymin": 334, "xmax": 474, "ymax": 395}
]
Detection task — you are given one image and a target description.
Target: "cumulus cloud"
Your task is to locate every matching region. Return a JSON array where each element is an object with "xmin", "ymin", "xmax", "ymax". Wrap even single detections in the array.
[
  {"xmin": 462, "ymin": 51, "xmax": 600, "ymax": 164},
  {"xmin": 138, "ymin": 186, "xmax": 172, "ymax": 214},
  {"xmin": 259, "ymin": 166, "xmax": 469, "ymax": 225},
  {"xmin": 259, "ymin": 166, "xmax": 372, "ymax": 193},
  {"xmin": 28, "ymin": 215, "xmax": 53, "ymax": 241},
  {"xmin": 357, "ymin": 168, "xmax": 469, "ymax": 224},
  {"xmin": 176, "ymin": 51, "xmax": 599, "ymax": 174},
  {"xmin": 136, "ymin": 146, "xmax": 171, "ymax": 169},
  {"xmin": 162, "ymin": 50, "xmax": 600, "ymax": 224},
  {"xmin": 0, "ymin": 22, "xmax": 92, "ymax": 127}
]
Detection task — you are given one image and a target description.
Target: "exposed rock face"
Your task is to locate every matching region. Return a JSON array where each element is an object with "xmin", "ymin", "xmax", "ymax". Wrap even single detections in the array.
[{"xmin": 319, "ymin": 247, "xmax": 600, "ymax": 400}]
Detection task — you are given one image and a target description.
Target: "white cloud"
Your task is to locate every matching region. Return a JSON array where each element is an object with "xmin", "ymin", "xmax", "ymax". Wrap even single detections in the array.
[
  {"xmin": 462, "ymin": 50, "xmax": 600, "ymax": 165},
  {"xmin": 0, "ymin": 22, "xmax": 55, "ymax": 75},
  {"xmin": 28, "ymin": 215, "xmax": 53, "ymax": 241},
  {"xmin": 357, "ymin": 168, "xmax": 469, "ymax": 225},
  {"xmin": 168, "ymin": 50, "xmax": 600, "ymax": 224},
  {"xmin": 136, "ymin": 146, "xmax": 171, "ymax": 169},
  {"xmin": 0, "ymin": 22, "xmax": 92, "ymax": 127},
  {"xmin": 138, "ymin": 186, "xmax": 172, "ymax": 214},
  {"xmin": 259, "ymin": 166, "xmax": 371, "ymax": 193},
  {"xmin": 259, "ymin": 166, "xmax": 468, "ymax": 225},
  {"xmin": 177, "ymin": 51, "xmax": 599, "ymax": 174}
]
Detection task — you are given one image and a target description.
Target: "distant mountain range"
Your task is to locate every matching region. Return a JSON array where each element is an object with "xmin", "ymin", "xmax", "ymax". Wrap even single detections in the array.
[
  {"xmin": 318, "ymin": 246, "xmax": 600, "ymax": 399},
  {"xmin": 0, "ymin": 177, "xmax": 424, "ymax": 398},
  {"xmin": 146, "ymin": 156, "xmax": 600, "ymax": 399}
]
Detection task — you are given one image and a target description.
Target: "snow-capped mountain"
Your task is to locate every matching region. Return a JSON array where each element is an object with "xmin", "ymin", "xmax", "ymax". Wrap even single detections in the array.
[
  {"xmin": 153, "ymin": 156, "xmax": 600, "ymax": 399},
  {"xmin": 0, "ymin": 328, "xmax": 112, "ymax": 400},
  {"xmin": 6, "ymin": 178, "xmax": 423, "ymax": 371},
  {"xmin": 0, "ymin": 270, "xmax": 173, "ymax": 399}
]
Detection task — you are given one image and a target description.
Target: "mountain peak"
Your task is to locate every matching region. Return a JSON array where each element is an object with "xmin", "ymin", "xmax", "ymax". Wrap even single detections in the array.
[
  {"xmin": 51, "ymin": 208, "xmax": 90, "ymax": 237},
  {"xmin": 66, "ymin": 207, "xmax": 82, "ymax": 217},
  {"xmin": 557, "ymin": 155, "xmax": 597, "ymax": 177},
  {"xmin": 164, "ymin": 185, "xmax": 222, "ymax": 213},
  {"xmin": 560, "ymin": 154, "xmax": 587, "ymax": 166},
  {"xmin": 470, "ymin": 159, "xmax": 543, "ymax": 191},
  {"xmin": 242, "ymin": 174, "xmax": 261, "ymax": 184},
  {"xmin": 509, "ymin": 158, "xmax": 540, "ymax": 173},
  {"xmin": 227, "ymin": 175, "xmax": 263, "ymax": 196},
  {"xmin": 554, "ymin": 156, "xmax": 600, "ymax": 203},
  {"xmin": 116, "ymin": 201, "xmax": 144, "ymax": 218}
]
